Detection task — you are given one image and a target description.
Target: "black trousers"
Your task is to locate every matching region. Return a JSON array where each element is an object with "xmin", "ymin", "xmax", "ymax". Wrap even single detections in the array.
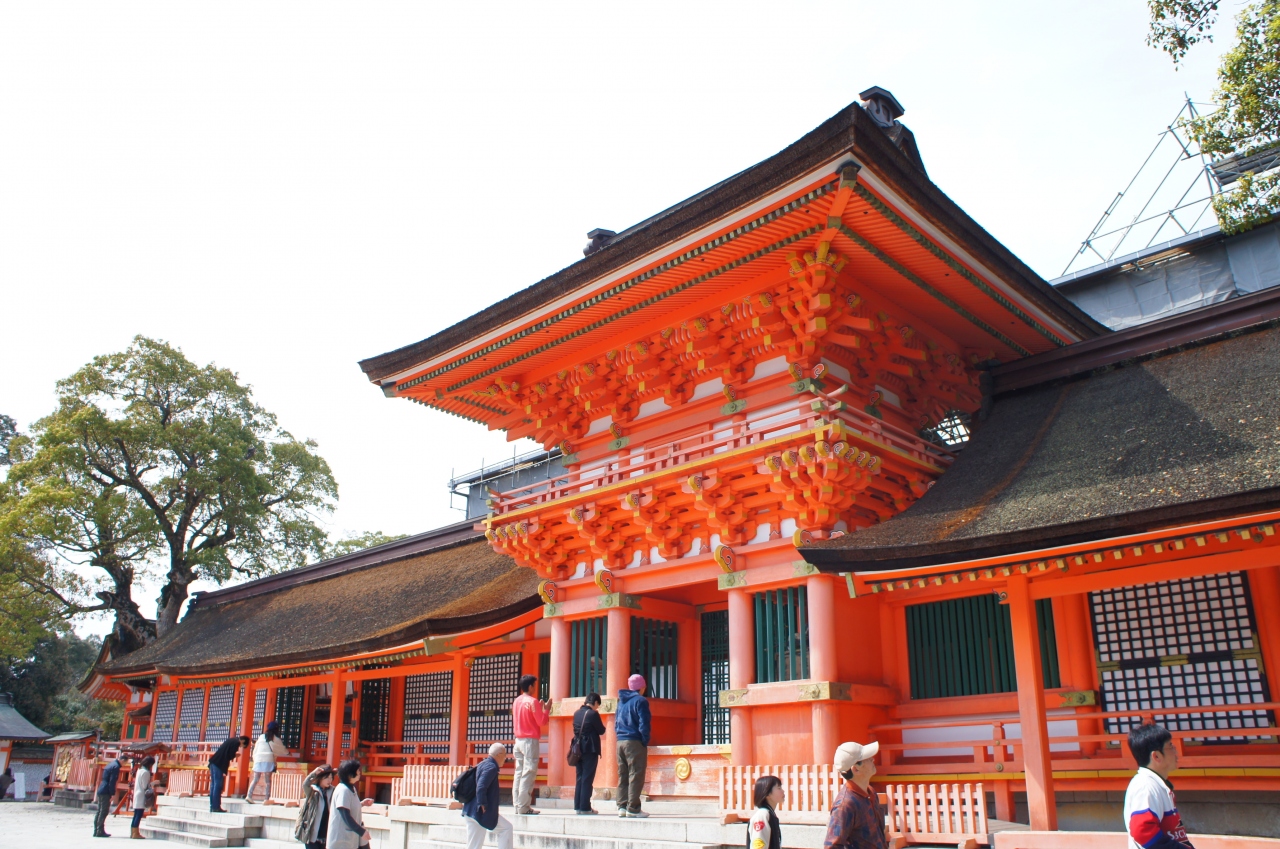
[{"xmin": 573, "ymin": 753, "xmax": 599, "ymax": 811}]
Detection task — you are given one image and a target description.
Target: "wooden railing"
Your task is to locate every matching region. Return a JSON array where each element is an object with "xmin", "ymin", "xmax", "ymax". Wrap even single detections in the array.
[
  {"xmin": 885, "ymin": 783, "xmax": 989, "ymax": 846},
  {"xmin": 365, "ymin": 741, "xmax": 451, "ymax": 770},
  {"xmin": 265, "ymin": 770, "xmax": 306, "ymax": 806},
  {"xmin": 390, "ymin": 765, "xmax": 467, "ymax": 806},
  {"xmin": 489, "ymin": 395, "xmax": 952, "ymax": 515},
  {"xmin": 871, "ymin": 702, "xmax": 1280, "ymax": 776},
  {"xmin": 719, "ymin": 764, "xmax": 843, "ymax": 824}
]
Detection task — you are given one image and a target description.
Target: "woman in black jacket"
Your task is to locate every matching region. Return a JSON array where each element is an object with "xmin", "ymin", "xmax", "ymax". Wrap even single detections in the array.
[{"xmin": 571, "ymin": 692, "xmax": 607, "ymax": 815}]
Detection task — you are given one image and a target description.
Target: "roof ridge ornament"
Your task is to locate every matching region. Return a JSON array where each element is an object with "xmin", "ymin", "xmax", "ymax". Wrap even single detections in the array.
[
  {"xmin": 583, "ymin": 228, "xmax": 617, "ymax": 257},
  {"xmin": 859, "ymin": 86, "xmax": 905, "ymax": 129}
]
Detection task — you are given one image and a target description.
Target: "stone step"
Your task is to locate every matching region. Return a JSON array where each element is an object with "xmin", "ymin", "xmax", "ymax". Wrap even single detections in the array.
[
  {"xmin": 153, "ymin": 802, "xmax": 264, "ymax": 828},
  {"xmin": 417, "ymin": 816, "xmax": 721, "ymax": 849},
  {"xmin": 145, "ymin": 814, "xmax": 258, "ymax": 841},
  {"xmin": 139, "ymin": 823, "xmax": 231, "ymax": 848},
  {"xmin": 538, "ymin": 798, "xmax": 717, "ymax": 817}
]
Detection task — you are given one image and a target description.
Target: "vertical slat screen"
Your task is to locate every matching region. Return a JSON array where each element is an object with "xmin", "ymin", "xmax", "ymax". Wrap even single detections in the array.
[
  {"xmin": 274, "ymin": 685, "xmax": 306, "ymax": 749},
  {"xmin": 360, "ymin": 678, "xmax": 392, "ymax": 743},
  {"xmin": 570, "ymin": 617, "xmax": 608, "ymax": 698},
  {"xmin": 701, "ymin": 610, "xmax": 730, "ymax": 744},
  {"xmin": 631, "ymin": 617, "xmax": 678, "ymax": 699},
  {"xmin": 537, "ymin": 652, "xmax": 551, "ymax": 701},
  {"xmin": 906, "ymin": 593, "xmax": 1060, "ymax": 700},
  {"xmin": 754, "ymin": 586, "xmax": 810, "ymax": 683}
]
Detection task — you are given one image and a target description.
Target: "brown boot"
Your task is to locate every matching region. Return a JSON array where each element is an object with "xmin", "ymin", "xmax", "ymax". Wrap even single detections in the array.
[{"xmin": 131, "ymin": 827, "xmax": 145, "ymax": 839}]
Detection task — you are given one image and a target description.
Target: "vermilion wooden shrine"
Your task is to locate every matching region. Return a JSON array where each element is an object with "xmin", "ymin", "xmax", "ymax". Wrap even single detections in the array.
[{"xmin": 83, "ymin": 93, "xmax": 1280, "ymax": 838}]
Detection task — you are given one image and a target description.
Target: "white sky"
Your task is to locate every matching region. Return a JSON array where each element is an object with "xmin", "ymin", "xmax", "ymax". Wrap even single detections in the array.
[{"xmin": 0, "ymin": 2, "xmax": 1228, "ymax": 635}]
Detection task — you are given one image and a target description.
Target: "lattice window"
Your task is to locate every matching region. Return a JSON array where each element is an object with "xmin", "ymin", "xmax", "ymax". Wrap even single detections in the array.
[
  {"xmin": 233, "ymin": 684, "xmax": 246, "ymax": 737},
  {"xmin": 906, "ymin": 593, "xmax": 1060, "ymax": 700},
  {"xmin": 275, "ymin": 686, "xmax": 306, "ymax": 750},
  {"xmin": 360, "ymin": 678, "xmax": 391, "ymax": 743},
  {"xmin": 175, "ymin": 688, "xmax": 205, "ymax": 743},
  {"xmin": 152, "ymin": 691, "xmax": 178, "ymax": 742},
  {"xmin": 467, "ymin": 653, "xmax": 521, "ymax": 745},
  {"xmin": 570, "ymin": 617, "xmax": 608, "ymax": 698},
  {"xmin": 203, "ymin": 685, "xmax": 235, "ymax": 741},
  {"xmin": 403, "ymin": 671, "xmax": 452, "ymax": 754},
  {"xmin": 631, "ymin": 617, "xmax": 679, "ymax": 699},
  {"xmin": 755, "ymin": 587, "xmax": 809, "ymax": 683},
  {"xmin": 701, "ymin": 610, "xmax": 730, "ymax": 745},
  {"xmin": 1090, "ymin": 572, "xmax": 1273, "ymax": 737},
  {"xmin": 925, "ymin": 410, "xmax": 972, "ymax": 447}
]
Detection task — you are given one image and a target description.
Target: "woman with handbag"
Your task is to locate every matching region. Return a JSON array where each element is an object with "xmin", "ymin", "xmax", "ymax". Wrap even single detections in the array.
[
  {"xmin": 130, "ymin": 756, "xmax": 155, "ymax": 840},
  {"xmin": 570, "ymin": 692, "xmax": 606, "ymax": 815}
]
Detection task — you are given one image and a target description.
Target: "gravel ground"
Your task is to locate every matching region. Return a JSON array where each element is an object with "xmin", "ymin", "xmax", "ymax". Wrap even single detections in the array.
[{"xmin": 0, "ymin": 801, "xmax": 141, "ymax": 847}]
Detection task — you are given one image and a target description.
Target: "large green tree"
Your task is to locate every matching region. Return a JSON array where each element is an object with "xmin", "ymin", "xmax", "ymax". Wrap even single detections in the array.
[
  {"xmin": 2, "ymin": 337, "xmax": 338, "ymax": 656},
  {"xmin": 1149, "ymin": 0, "xmax": 1280, "ymax": 233},
  {"xmin": 0, "ymin": 632, "xmax": 124, "ymax": 736}
]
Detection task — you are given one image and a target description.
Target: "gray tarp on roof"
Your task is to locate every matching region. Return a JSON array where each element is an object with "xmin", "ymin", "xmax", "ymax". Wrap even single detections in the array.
[{"xmin": 0, "ymin": 695, "xmax": 48, "ymax": 741}]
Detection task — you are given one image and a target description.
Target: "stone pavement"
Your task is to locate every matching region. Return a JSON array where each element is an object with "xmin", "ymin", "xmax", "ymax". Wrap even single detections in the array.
[{"xmin": 1, "ymin": 801, "xmax": 141, "ymax": 847}]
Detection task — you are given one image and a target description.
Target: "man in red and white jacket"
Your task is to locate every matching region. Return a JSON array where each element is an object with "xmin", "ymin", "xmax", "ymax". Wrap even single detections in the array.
[{"xmin": 1124, "ymin": 723, "xmax": 1193, "ymax": 849}]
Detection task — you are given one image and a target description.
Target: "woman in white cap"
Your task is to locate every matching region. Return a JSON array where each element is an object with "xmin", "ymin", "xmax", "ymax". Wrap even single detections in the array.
[
  {"xmin": 824, "ymin": 740, "xmax": 886, "ymax": 848},
  {"xmin": 746, "ymin": 774, "xmax": 784, "ymax": 849}
]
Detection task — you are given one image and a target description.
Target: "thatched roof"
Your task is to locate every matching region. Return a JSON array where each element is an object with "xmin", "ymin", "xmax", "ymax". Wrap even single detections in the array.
[
  {"xmin": 802, "ymin": 295, "xmax": 1280, "ymax": 571},
  {"xmin": 100, "ymin": 526, "xmax": 539, "ymax": 677}
]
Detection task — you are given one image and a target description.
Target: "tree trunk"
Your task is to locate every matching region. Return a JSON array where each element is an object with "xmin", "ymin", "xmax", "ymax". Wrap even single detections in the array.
[
  {"xmin": 97, "ymin": 591, "xmax": 156, "ymax": 659},
  {"xmin": 155, "ymin": 575, "xmax": 190, "ymax": 638}
]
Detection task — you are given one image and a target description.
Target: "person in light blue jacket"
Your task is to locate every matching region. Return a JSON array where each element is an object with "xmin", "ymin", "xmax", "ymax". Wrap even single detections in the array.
[{"xmin": 615, "ymin": 673, "xmax": 651, "ymax": 818}]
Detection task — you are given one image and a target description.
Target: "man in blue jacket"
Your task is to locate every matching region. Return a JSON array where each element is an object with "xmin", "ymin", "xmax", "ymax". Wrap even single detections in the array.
[
  {"xmin": 615, "ymin": 673, "xmax": 651, "ymax": 818},
  {"xmin": 463, "ymin": 742, "xmax": 513, "ymax": 849},
  {"xmin": 92, "ymin": 752, "xmax": 128, "ymax": 838}
]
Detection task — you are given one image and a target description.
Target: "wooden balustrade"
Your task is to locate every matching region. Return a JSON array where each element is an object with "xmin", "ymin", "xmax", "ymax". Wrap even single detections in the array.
[
  {"xmin": 266, "ymin": 770, "xmax": 306, "ymax": 806},
  {"xmin": 390, "ymin": 765, "xmax": 468, "ymax": 806},
  {"xmin": 489, "ymin": 396, "xmax": 952, "ymax": 515},
  {"xmin": 365, "ymin": 741, "xmax": 451, "ymax": 769},
  {"xmin": 165, "ymin": 770, "xmax": 196, "ymax": 797},
  {"xmin": 720, "ymin": 764, "xmax": 843, "ymax": 824},
  {"xmin": 884, "ymin": 783, "xmax": 989, "ymax": 846},
  {"xmin": 871, "ymin": 702, "xmax": 1280, "ymax": 777}
]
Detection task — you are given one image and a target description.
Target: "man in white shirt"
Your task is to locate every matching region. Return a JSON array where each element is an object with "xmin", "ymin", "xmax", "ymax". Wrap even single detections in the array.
[{"xmin": 1123, "ymin": 723, "xmax": 1193, "ymax": 849}]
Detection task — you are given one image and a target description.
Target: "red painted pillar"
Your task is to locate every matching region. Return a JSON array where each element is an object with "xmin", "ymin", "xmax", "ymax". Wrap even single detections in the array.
[
  {"xmin": 601, "ymin": 606, "xmax": 632, "ymax": 788},
  {"xmin": 727, "ymin": 587, "xmax": 754, "ymax": 765},
  {"xmin": 1057, "ymin": 593, "xmax": 1102, "ymax": 757},
  {"xmin": 325, "ymin": 671, "xmax": 345, "ymax": 767},
  {"xmin": 1007, "ymin": 576, "xmax": 1057, "ymax": 831},
  {"xmin": 548, "ymin": 616, "xmax": 570, "ymax": 791},
  {"xmin": 1248, "ymin": 568, "xmax": 1280, "ymax": 701},
  {"xmin": 450, "ymin": 656, "xmax": 471, "ymax": 765},
  {"xmin": 234, "ymin": 684, "xmax": 255, "ymax": 796},
  {"xmin": 807, "ymin": 574, "xmax": 840, "ymax": 766}
]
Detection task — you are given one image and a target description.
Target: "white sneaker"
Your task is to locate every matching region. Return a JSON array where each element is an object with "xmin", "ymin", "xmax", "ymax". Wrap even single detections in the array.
[
  {"xmin": 617, "ymin": 809, "xmax": 629, "ymax": 817},
  {"xmin": 630, "ymin": 811, "xmax": 649, "ymax": 818}
]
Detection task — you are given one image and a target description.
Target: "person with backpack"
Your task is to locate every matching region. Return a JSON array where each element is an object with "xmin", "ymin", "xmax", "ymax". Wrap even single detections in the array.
[
  {"xmin": 1124, "ymin": 723, "xmax": 1193, "ymax": 849},
  {"xmin": 130, "ymin": 756, "xmax": 156, "ymax": 840},
  {"xmin": 462, "ymin": 742, "xmax": 513, "ymax": 849},
  {"xmin": 747, "ymin": 774, "xmax": 784, "ymax": 849},
  {"xmin": 570, "ymin": 692, "xmax": 605, "ymax": 815},
  {"xmin": 295, "ymin": 764, "xmax": 336, "ymax": 849},
  {"xmin": 615, "ymin": 673, "xmax": 651, "ymax": 818},
  {"xmin": 246, "ymin": 721, "xmax": 289, "ymax": 803}
]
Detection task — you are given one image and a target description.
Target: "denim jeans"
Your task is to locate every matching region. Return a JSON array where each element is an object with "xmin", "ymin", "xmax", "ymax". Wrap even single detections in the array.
[{"xmin": 209, "ymin": 764, "xmax": 225, "ymax": 810}]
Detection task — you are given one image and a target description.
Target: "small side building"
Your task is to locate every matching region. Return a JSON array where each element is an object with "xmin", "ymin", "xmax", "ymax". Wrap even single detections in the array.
[{"xmin": 0, "ymin": 692, "xmax": 49, "ymax": 799}]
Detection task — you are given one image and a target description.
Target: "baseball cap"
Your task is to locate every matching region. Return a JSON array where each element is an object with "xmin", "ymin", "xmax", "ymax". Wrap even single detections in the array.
[{"xmin": 833, "ymin": 740, "xmax": 880, "ymax": 772}]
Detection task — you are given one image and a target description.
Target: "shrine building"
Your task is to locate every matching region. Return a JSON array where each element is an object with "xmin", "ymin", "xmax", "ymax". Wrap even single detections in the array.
[{"xmin": 82, "ymin": 90, "xmax": 1280, "ymax": 837}]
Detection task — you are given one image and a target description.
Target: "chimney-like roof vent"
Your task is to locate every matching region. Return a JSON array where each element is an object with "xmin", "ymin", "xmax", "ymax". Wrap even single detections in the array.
[
  {"xmin": 859, "ymin": 86, "xmax": 905, "ymax": 129},
  {"xmin": 583, "ymin": 228, "xmax": 617, "ymax": 257}
]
